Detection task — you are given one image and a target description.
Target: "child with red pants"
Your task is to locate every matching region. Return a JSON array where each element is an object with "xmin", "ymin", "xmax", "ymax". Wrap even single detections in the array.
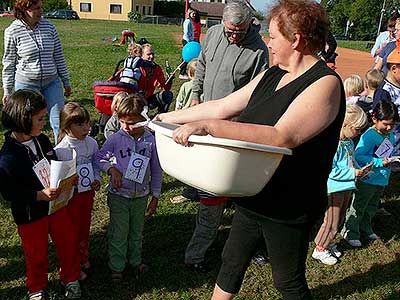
[
  {"xmin": 55, "ymin": 102, "xmax": 101, "ymax": 280},
  {"xmin": 0, "ymin": 90, "xmax": 81, "ymax": 300}
]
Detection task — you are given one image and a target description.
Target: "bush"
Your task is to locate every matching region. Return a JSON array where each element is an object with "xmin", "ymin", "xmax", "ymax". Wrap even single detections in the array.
[
  {"xmin": 42, "ymin": 0, "xmax": 69, "ymax": 12},
  {"xmin": 128, "ymin": 11, "xmax": 141, "ymax": 23}
]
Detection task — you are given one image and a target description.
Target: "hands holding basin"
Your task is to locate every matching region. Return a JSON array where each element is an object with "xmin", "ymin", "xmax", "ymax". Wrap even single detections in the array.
[{"xmin": 154, "ymin": 114, "xmax": 209, "ymax": 146}]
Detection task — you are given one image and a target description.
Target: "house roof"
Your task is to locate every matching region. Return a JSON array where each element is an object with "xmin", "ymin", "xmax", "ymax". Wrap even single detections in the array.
[
  {"xmin": 190, "ymin": 0, "xmax": 255, "ymax": 19},
  {"xmin": 190, "ymin": 2, "xmax": 225, "ymax": 18}
]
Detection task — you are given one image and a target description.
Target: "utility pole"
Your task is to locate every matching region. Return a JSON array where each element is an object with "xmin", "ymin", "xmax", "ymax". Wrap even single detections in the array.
[{"xmin": 377, "ymin": 0, "xmax": 386, "ymax": 36}]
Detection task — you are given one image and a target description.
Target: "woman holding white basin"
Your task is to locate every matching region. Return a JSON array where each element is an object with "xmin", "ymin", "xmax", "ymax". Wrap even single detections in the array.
[{"xmin": 157, "ymin": 0, "xmax": 345, "ymax": 299}]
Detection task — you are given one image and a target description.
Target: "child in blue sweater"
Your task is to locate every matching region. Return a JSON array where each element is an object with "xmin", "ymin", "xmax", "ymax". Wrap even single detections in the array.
[
  {"xmin": 342, "ymin": 101, "xmax": 399, "ymax": 247},
  {"xmin": 312, "ymin": 104, "xmax": 368, "ymax": 265}
]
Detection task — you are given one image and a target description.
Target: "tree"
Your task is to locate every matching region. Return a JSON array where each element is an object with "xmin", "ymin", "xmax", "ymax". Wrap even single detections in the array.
[
  {"xmin": 128, "ymin": 11, "xmax": 141, "ymax": 23},
  {"xmin": 154, "ymin": 0, "xmax": 185, "ymax": 18},
  {"xmin": 349, "ymin": 0, "xmax": 380, "ymax": 40},
  {"xmin": 42, "ymin": 0, "xmax": 69, "ymax": 12},
  {"xmin": 322, "ymin": 0, "xmax": 382, "ymax": 40}
]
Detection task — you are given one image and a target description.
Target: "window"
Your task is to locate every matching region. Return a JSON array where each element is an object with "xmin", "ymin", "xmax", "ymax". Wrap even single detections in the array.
[
  {"xmin": 142, "ymin": 6, "xmax": 145, "ymax": 15},
  {"xmin": 80, "ymin": 2, "xmax": 91, "ymax": 12},
  {"xmin": 135, "ymin": 5, "xmax": 139, "ymax": 12},
  {"xmin": 110, "ymin": 4, "xmax": 122, "ymax": 14},
  {"xmin": 148, "ymin": 6, "xmax": 151, "ymax": 15}
]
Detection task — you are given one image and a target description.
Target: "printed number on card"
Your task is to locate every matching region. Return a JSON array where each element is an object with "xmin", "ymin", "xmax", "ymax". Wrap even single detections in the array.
[
  {"xmin": 124, "ymin": 153, "xmax": 150, "ymax": 184},
  {"xmin": 375, "ymin": 138, "xmax": 393, "ymax": 158},
  {"xmin": 77, "ymin": 163, "xmax": 94, "ymax": 192},
  {"xmin": 32, "ymin": 158, "xmax": 51, "ymax": 188}
]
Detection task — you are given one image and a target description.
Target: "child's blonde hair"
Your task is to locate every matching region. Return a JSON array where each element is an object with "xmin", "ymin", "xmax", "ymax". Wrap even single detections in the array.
[
  {"xmin": 343, "ymin": 104, "xmax": 368, "ymax": 130},
  {"xmin": 116, "ymin": 93, "xmax": 147, "ymax": 120},
  {"xmin": 344, "ymin": 74, "xmax": 364, "ymax": 97},
  {"xmin": 365, "ymin": 69, "xmax": 384, "ymax": 91},
  {"xmin": 187, "ymin": 58, "xmax": 198, "ymax": 79},
  {"xmin": 111, "ymin": 91, "xmax": 129, "ymax": 113},
  {"xmin": 128, "ymin": 42, "xmax": 142, "ymax": 57},
  {"xmin": 58, "ymin": 102, "xmax": 90, "ymax": 143}
]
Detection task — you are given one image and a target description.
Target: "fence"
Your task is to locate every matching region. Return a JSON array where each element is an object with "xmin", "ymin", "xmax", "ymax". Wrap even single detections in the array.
[{"xmin": 140, "ymin": 15, "xmax": 184, "ymax": 25}]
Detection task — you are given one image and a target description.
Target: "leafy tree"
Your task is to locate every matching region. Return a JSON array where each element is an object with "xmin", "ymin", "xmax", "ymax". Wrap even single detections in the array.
[
  {"xmin": 348, "ymin": 0, "xmax": 380, "ymax": 40},
  {"xmin": 254, "ymin": 10, "xmax": 264, "ymax": 21},
  {"xmin": 42, "ymin": 0, "xmax": 69, "ymax": 12},
  {"xmin": 154, "ymin": 0, "xmax": 185, "ymax": 18},
  {"xmin": 322, "ymin": 0, "xmax": 382, "ymax": 40},
  {"xmin": 128, "ymin": 11, "xmax": 141, "ymax": 23}
]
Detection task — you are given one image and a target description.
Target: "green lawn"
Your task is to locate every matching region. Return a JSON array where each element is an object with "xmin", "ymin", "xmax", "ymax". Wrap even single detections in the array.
[{"xmin": 1, "ymin": 18, "xmax": 400, "ymax": 300}]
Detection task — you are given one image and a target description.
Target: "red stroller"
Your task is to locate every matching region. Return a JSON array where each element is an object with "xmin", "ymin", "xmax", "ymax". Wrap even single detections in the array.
[{"xmin": 91, "ymin": 59, "xmax": 138, "ymax": 137}]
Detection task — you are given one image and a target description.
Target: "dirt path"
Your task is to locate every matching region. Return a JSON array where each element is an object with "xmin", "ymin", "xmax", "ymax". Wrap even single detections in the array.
[{"xmin": 171, "ymin": 32, "xmax": 374, "ymax": 80}]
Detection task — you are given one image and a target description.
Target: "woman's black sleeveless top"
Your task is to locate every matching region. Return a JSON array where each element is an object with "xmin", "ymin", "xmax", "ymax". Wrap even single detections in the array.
[{"xmin": 235, "ymin": 60, "xmax": 345, "ymax": 223}]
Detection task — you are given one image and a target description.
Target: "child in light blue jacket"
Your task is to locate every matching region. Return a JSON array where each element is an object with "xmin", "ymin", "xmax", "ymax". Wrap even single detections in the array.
[
  {"xmin": 342, "ymin": 101, "xmax": 399, "ymax": 247},
  {"xmin": 313, "ymin": 104, "xmax": 368, "ymax": 265}
]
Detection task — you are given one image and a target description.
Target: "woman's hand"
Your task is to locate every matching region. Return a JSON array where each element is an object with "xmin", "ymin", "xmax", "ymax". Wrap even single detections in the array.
[
  {"xmin": 108, "ymin": 167, "xmax": 122, "ymax": 189},
  {"xmin": 172, "ymin": 121, "xmax": 208, "ymax": 146},
  {"xmin": 153, "ymin": 112, "xmax": 176, "ymax": 124},
  {"xmin": 37, "ymin": 188, "xmax": 60, "ymax": 201}
]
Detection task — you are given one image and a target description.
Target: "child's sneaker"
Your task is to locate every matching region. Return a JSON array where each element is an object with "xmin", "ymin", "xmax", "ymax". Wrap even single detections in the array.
[
  {"xmin": 63, "ymin": 280, "xmax": 81, "ymax": 299},
  {"xmin": 312, "ymin": 248, "xmax": 338, "ymax": 265},
  {"xmin": 345, "ymin": 238, "xmax": 362, "ymax": 247},
  {"xmin": 368, "ymin": 233, "xmax": 380, "ymax": 242},
  {"xmin": 28, "ymin": 290, "xmax": 48, "ymax": 300},
  {"xmin": 328, "ymin": 244, "xmax": 342, "ymax": 258}
]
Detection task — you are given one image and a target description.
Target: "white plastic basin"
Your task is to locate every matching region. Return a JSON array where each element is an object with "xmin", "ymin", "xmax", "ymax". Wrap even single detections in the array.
[{"xmin": 148, "ymin": 121, "xmax": 292, "ymax": 197}]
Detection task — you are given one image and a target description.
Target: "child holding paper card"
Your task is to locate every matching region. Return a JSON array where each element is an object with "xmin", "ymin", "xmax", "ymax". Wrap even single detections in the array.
[
  {"xmin": 342, "ymin": 101, "xmax": 399, "ymax": 247},
  {"xmin": 312, "ymin": 104, "xmax": 368, "ymax": 265},
  {"xmin": 55, "ymin": 102, "xmax": 101, "ymax": 280},
  {"xmin": 95, "ymin": 93, "xmax": 162, "ymax": 281},
  {"xmin": 0, "ymin": 90, "xmax": 81, "ymax": 300}
]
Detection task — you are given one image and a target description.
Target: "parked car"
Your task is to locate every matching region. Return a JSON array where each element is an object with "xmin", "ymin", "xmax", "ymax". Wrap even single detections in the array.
[
  {"xmin": 0, "ymin": 11, "xmax": 14, "ymax": 17},
  {"xmin": 45, "ymin": 9, "xmax": 79, "ymax": 20}
]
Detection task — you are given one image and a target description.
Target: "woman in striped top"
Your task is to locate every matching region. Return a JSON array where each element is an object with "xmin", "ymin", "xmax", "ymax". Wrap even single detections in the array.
[{"xmin": 2, "ymin": 0, "xmax": 71, "ymax": 142}]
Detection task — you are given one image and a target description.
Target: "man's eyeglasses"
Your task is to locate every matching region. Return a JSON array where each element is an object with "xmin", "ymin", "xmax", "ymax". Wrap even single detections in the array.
[{"xmin": 224, "ymin": 28, "xmax": 247, "ymax": 39}]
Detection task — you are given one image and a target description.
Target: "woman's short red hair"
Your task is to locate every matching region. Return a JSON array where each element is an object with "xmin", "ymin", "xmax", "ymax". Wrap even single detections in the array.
[{"xmin": 267, "ymin": 0, "xmax": 329, "ymax": 54}]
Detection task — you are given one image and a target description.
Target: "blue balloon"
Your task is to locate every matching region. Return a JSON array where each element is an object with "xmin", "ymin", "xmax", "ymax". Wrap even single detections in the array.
[{"xmin": 182, "ymin": 41, "xmax": 201, "ymax": 62}]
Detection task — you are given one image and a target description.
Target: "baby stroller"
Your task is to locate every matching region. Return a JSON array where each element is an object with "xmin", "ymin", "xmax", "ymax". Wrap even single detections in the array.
[
  {"xmin": 91, "ymin": 58, "xmax": 173, "ymax": 138},
  {"xmin": 91, "ymin": 59, "xmax": 138, "ymax": 138}
]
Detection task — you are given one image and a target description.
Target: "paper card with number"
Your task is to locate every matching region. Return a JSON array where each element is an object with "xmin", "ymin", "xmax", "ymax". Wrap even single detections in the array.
[
  {"xmin": 77, "ymin": 163, "xmax": 94, "ymax": 193},
  {"xmin": 124, "ymin": 153, "xmax": 150, "ymax": 184},
  {"xmin": 32, "ymin": 158, "xmax": 51, "ymax": 188},
  {"xmin": 375, "ymin": 138, "xmax": 393, "ymax": 158}
]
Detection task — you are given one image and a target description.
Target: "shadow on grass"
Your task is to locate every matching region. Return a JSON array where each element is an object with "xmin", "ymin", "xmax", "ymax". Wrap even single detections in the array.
[
  {"xmin": 77, "ymin": 211, "xmax": 232, "ymax": 299},
  {"xmin": 312, "ymin": 253, "xmax": 400, "ymax": 299},
  {"xmin": 1, "ymin": 210, "xmax": 232, "ymax": 300}
]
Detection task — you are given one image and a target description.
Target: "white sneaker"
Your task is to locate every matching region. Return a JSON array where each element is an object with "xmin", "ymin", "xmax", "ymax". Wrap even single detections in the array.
[
  {"xmin": 312, "ymin": 248, "xmax": 338, "ymax": 265},
  {"xmin": 368, "ymin": 233, "xmax": 380, "ymax": 241},
  {"xmin": 179, "ymin": 74, "xmax": 189, "ymax": 80},
  {"xmin": 328, "ymin": 244, "xmax": 342, "ymax": 258},
  {"xmin": 346, "ymin": 238, "xmax": 362, "ymax": 247}
]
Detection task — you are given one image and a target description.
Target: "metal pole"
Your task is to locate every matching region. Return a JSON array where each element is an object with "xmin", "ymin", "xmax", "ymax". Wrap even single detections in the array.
[{"xmin": 377, "ymin": 0, "xmax": 386, "ymax": 36}]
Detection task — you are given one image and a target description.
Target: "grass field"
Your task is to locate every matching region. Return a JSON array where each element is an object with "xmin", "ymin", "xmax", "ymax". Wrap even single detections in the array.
[{"xmin": 0, "ymin": 18, "xmax": 400, "ymax": 300}]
